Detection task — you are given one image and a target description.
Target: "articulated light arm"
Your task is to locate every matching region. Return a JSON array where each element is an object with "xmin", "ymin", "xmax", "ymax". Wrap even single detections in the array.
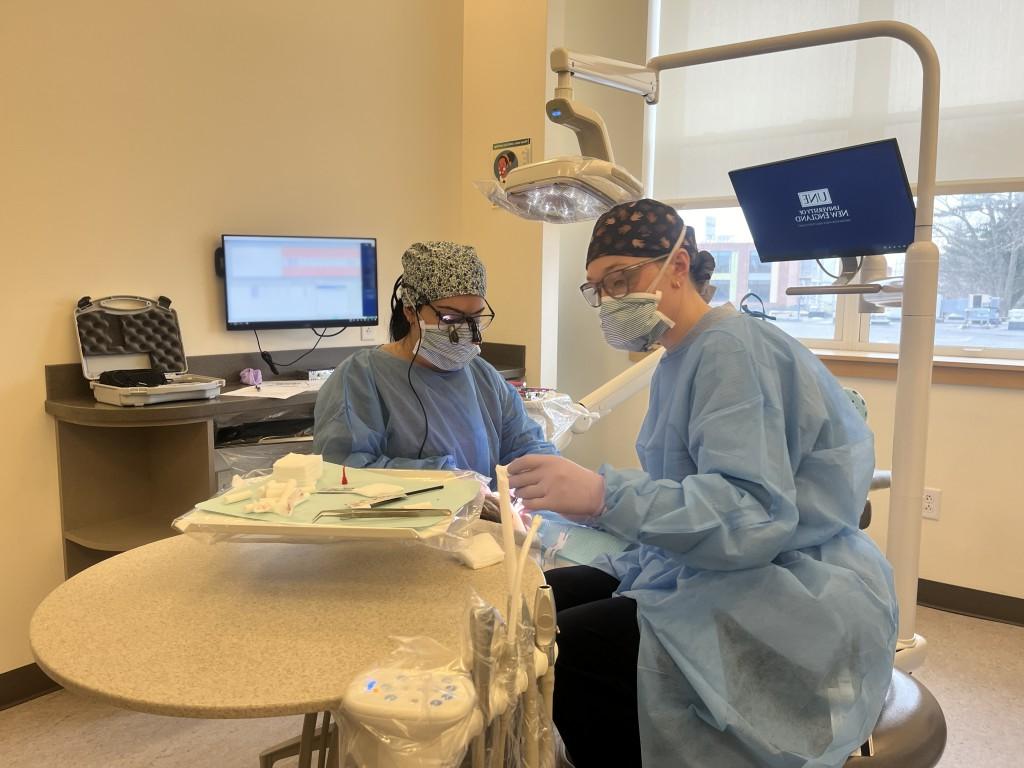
[{"xmin": 549, "ymin": 49, "xmax": 659, "ymax": 104}]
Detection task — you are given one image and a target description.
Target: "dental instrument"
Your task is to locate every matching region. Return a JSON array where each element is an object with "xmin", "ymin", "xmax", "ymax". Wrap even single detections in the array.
[
  {"xmin": 312, "ymin": 508, "xmax": 451, "ymax": 523},
  {"xmin": 368, "ymin": 484, "xmax": 447, "ymax": 507}
]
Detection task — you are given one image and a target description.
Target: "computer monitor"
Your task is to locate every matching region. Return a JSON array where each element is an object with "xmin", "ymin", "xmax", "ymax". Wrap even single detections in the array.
[
  {"xmin": 221, "ymin": 234, "xmax": 378, "ymax": 331},
  {"xmin": 728, "ymin": 139, "xmax": 915, "ymax": 263}
]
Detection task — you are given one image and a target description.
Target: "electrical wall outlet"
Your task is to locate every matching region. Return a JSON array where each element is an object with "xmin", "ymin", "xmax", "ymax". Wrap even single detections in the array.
[
  {"xmin": 922, "ymin": 488, "xmax": 942, "ymax": 520},
  {"xmin": 360, "ymin": 326, "xmax": 377, "ymax": 342}
]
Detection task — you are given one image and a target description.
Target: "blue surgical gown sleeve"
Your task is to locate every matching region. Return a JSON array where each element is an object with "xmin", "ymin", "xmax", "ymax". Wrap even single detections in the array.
[
  {"xmin": 313, "ymin": 357, "xmax": 457, "ymax": 471},
  {"xmin": 597, "ymin": 339, "xmax": 800, "ymax": 571},
  {"xmin": 496, "ymin": 377, "xmax": 560, "ymax": 465}
]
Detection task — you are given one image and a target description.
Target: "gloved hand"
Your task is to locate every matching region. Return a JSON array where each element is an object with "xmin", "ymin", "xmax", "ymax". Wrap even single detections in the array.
[{"xmin": 506, "ymin": 454, "xmax": 605, "ymax": 522}]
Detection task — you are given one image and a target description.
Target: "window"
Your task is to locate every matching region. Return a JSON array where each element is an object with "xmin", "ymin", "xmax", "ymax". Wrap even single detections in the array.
[
  {"xmin": 679, "ymin": 191, "xmax": 1024, "ymax": 358},
  {"xmin": 652, "ymin": 2, "xmax": 1024, "ymax": 359},
  {"xmin": 653, "ymin": 2, "xmax": 1024, "ymax": 200},
  {"xmin": 865, "ymin": 191, "xmax": 1024, "ymax": 353},
  {"xmin": 748, "ymin": 251, "xmax": 771, "ymax": 274},
  {"xmin": 684, "ymin": 205, "xmax": 841, "ymax": 341}
]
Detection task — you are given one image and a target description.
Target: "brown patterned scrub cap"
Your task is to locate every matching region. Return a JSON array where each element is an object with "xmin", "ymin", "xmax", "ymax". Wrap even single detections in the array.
[{"xmin": 400, "ymin": 241, "xmax": 487, "ymax": 308}]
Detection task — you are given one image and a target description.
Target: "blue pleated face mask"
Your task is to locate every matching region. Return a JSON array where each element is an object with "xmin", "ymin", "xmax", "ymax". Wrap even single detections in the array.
[
  {"xmin": 597, "ymin": 234, "xmax": 681, "ymax": 352},
  {"xmin": 416, "ymin": 322, "xmax": 480, "ymax": 371}
]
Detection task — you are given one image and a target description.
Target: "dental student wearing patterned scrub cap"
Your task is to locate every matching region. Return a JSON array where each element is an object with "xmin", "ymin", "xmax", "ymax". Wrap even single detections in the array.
[
  {"xmin": 313, "ymin": 241, "xmax": 557, "ymax": 489},
  {"xmin": 506, "ymin": 199, "xmax": 898, "ymax": 768}
]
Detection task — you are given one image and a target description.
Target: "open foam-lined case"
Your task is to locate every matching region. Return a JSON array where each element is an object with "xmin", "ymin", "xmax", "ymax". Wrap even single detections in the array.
[{"xmin": 75, "ymin": 295, "xmax": 225, "ymax": 407}]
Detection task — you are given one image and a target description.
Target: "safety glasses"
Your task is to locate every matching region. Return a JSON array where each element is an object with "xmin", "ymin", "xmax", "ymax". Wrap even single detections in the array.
[{"xmin": 579, "ymin": 256, "xmax": 669, "ymax": 308}]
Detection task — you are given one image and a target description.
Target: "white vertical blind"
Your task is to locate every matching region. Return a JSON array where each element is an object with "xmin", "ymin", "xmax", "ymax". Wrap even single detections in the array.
[{"xmin": 653, "ymin": 0, "xmax": 1024, "ymax": 199}]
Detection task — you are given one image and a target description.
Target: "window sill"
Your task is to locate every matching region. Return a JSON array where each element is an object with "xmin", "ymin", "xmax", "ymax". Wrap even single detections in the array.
[{"xmin": 813, "ymin": 349, "xmax": 1024, "ymax": 389}]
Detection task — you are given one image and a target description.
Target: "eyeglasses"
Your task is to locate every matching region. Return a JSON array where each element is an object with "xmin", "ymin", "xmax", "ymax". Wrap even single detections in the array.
[
  {"xmin": 579, "ymin": 256, "xmax": 668, "ymax": 308},
  {"xmin": 422, "ymin": 300, "xmax": 495, "ymax": 343}
]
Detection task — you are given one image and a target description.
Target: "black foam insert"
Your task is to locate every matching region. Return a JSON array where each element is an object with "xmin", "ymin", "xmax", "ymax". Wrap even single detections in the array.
[{"xmin": 77, "ymin": 300, "xmax": 186, "ymax": 373}]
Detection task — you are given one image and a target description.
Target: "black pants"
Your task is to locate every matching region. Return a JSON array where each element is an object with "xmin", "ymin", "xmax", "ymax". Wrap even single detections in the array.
[{"xmin": 546, "ymin": 565, "xmax": 642, "ymax": 768}]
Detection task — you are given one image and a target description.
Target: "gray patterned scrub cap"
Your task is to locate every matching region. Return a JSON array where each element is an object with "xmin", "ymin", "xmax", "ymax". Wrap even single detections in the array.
[{"xmin": 400, "ymin": 241, "xmax": 487, "ymax": 307}]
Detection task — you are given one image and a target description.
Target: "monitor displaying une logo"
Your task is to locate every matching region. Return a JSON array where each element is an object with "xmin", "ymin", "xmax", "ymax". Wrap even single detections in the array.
[{"xmin": 798, "ymin": 188, "xmax": 833, "ymax": 207}]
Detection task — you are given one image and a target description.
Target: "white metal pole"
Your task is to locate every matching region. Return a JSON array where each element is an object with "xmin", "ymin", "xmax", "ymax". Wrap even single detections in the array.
[
  {"xmin": 648, "ymin": 21, "xmax": 941, "ymax": 649},
  {"xmin": 641, "ymin": 0, "xmax": 661, "ymax": 198}
]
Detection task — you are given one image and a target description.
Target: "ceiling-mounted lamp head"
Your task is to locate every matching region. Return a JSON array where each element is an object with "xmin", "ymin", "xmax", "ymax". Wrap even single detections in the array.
[
  {"xmin": 478, "ymin": 96, "xmax": 641, "ymax": 224},
  {"xmin": 476, "ymin": 156, "xmax": 642, "ymax": 224}
]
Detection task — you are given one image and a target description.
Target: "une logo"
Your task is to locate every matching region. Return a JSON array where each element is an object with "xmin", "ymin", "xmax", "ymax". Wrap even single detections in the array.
[{"xmin": 798, "ymin": 188, "xmax": 832, "ymax": 207}]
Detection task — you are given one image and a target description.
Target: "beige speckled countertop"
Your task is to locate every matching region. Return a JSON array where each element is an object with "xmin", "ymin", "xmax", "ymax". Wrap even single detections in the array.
[{"xmin": 30, "ymin": 531, "xmax": 540, "ymax": 719}]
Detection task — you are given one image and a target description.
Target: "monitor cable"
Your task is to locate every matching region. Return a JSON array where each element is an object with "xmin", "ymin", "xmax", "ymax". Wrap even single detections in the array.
[
  {"xmin": 254, "ymin": 327, "xmax": 347, "ymax": 376},
  {"xmin": 816, "ymin": 256, "xmax": 863, "ymax": 280},
  {"xmin": 739, "ymin": 292, "xmax": 776, "ymax": 321},
  {"xmin": 407, "ymin": 326, "xmax": 430, "ymax": 460}
]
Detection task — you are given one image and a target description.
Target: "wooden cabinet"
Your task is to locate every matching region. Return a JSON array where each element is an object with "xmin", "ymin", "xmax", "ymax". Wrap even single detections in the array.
[{"xmin": 44, "ymin": 352, "xmax": 331, "ymax": 578}]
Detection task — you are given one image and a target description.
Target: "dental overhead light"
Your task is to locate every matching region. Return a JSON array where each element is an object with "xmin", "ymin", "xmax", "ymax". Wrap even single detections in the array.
[
  {"xmin": 478, "ymin": 155, "xmax": 642, "ymax": 224},
  {"xmin": 477, "ymin": 52, "xmax": 653, "ymax": 223}
]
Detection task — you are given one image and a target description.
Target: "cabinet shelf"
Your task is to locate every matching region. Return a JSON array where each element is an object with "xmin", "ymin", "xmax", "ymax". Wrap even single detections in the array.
[{"xmin": 65, "ymin": 515, "xmax": 179, "ymax": 553}]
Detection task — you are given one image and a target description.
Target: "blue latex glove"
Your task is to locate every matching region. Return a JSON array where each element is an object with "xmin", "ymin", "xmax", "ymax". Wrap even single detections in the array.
[{"xmin": 506, "ymin": 454, "xmax": 604, "ymax": 521}]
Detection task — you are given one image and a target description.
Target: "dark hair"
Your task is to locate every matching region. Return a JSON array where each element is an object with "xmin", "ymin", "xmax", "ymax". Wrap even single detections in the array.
[
  {"xmin": 389, "ymin": 276, "xmax": 424, "ymax": 342},
  {"xmin": 690, "ymin": 249, "xmax": 716, "ymax": 290}
]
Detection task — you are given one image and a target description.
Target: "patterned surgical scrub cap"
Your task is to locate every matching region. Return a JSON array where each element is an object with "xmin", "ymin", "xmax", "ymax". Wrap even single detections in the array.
[
  {"xmin": 586, "ymin": 198, "xmax": 688, "ymax": 266},
  {"xmin": 400, "ymin": 241, "xmax": 488, "ymax": 307}
]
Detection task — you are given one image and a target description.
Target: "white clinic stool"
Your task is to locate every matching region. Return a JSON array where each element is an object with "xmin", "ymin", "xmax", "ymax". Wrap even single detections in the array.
[{"xmin": 846, "ymin": 669, "xmax": 946, "ymax": 766}]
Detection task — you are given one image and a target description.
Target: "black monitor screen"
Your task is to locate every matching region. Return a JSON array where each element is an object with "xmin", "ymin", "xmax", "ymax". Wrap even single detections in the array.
[
  {"xmin": 221, "ymin": 235, "xmax": 378, "ymax": 331},
  {"xmin": 728, "ymin": 139, "xmax": 915, "ymax": 263}
]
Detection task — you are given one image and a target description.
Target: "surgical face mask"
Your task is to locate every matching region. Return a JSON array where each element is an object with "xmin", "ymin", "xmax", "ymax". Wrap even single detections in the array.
[
  {"xmin": 597, "ymin": 236, "xmax": 680, "ymax": 352},
  {"xmin": 416, "ymin": 321, "xmax": 480, "ymax": 371}
]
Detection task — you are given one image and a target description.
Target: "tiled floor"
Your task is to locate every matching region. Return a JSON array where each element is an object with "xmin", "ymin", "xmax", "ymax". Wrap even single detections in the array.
[
  {"xmin": 1, "ymin": 606, "xmax": 1020, "ymax": 767},
  {"xmin": 912, "ymin": 607, "xmax": 1024, "ymax": 767}
]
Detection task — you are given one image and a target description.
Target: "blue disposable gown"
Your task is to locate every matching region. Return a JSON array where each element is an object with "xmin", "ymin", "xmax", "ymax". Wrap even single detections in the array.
[
  {"xmin": 313, "ymin": 348, "xmax": 557, "ymax": 483},
  {"xmin": 592, "ymin": 305, "xmax": 898, "ymax": 768}
]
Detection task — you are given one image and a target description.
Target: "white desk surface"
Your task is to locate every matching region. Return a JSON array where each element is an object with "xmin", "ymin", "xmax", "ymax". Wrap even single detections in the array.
[{"xmin": 30, "ymin": 528, "xmax": 539, "ymax": 718}]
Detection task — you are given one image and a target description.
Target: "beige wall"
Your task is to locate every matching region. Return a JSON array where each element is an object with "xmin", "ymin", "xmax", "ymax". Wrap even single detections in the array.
[
  {"xmin": 549, "ymin": 0, "xmax": 651, "ymax": 470},
  {"xmin": 460, "ymin": 0, "xmax": 554, "ymax": 386},
  {"xmin": 843, "ymin": 377, "xmax": 1024, "ymax": 600},
  {"xmin": 0, "ymin": 0, "xmax": 464, "ymax": 673}
]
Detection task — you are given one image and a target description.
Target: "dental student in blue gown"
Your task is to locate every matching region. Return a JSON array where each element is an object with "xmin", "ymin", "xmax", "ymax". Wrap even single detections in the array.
[
  {"xmin": 507, "ymin": 199, "xmax": 898, "ymax": 768},
  {"xmin": 314, "ymin": 241, "xmax": 556, "ymax": 487}
]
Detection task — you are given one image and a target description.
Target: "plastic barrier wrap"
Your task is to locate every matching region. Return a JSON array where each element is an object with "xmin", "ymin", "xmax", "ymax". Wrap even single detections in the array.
[
  {"xmin": 214, "ymin": 441, "xmax": 314, "ymax": 490},
  {"xmin": 334, "ymin": 635, "xmax": 481, "ymax": 768},
  {"xmin": 331, "ymin": 588, "xmax": 556, "ymax": 768},
  {"xmin": 469, "ymin": 590, "xmax": 555, "ymax": 768},
  {"xmin": 521, "ymin": 393, "xmax": 590, "ymax": 451},
  {"xmin": 174, "ymin": 466, "xmax": 487, "ymax": 550}
]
